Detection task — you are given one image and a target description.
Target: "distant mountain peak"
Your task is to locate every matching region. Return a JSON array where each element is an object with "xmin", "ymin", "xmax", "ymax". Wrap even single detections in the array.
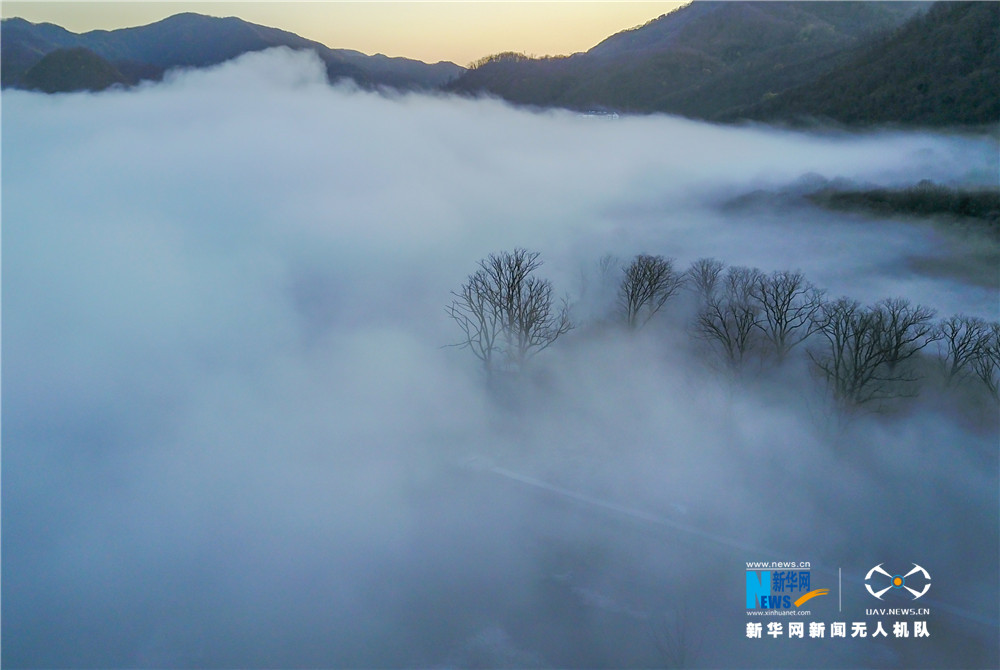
[{"xmin": 2, "ymin": 12, "xmax": 465, "ymax": 91}]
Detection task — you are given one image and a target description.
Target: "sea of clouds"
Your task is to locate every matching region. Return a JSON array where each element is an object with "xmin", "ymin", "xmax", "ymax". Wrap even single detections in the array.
[{"xmin": 4, "ymin": 48, "xmax": 997, "ymax": 668}]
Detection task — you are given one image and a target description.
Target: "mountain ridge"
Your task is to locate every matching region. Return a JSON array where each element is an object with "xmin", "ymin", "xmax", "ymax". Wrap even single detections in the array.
[
  {"xmin": 447, "ymin": 1, "xmax": 933, "ymax": 121},
  {"xmin": 1, "ymin": 12, "xmax": 465, "ymax": 92},
  {"xmin": 733, "ymin": 1, "xmax": 1000, "ymax": 127},
  {"xmin": 3, "ymin": 3, "xmax": 997, "ymax": 130}
]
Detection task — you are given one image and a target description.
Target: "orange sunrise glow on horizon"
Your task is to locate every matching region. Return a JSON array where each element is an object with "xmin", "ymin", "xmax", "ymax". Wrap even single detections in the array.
[{"xmin": 1, "ymin": 1, "xmax": 690, "ymax": 65}]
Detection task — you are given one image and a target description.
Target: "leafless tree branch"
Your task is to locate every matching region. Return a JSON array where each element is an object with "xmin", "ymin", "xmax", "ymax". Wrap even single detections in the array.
[
  {"xmin": 695, "ymin": 266, "xmax": 762, "ymax": 367},
  {"xmin": 971, "ymin": 321, "xmax": 1000, "ymax": 399},
  {"xmin": 447, "ymin": 248, "xmax": 572, "ymax": 375},
  {"xmin": 936, "ymin": 314, "xmax": 991, "ymax": 384},
  {"xmin": 752, "ymin": 270, "xmax": 824, "ymax": 360},
  {"xmin": 809, "ymin": 297, "xmax": 938, "ymax": 406},
  {"xmin": 619, "ymin": 254, "xmax": 684, "ymax": 329},
  {"xmin": 686, "ymin": 257, "xmax": 724, "ymax": 305}
]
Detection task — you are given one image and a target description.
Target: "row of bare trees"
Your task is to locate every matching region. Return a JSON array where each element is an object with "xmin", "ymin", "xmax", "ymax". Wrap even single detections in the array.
[
  {"xmin": 448, "ymin": 249, "xmax": 1000, "ymax": 406},
  {"xmin": 815, "ymin": 303, "xmax": 999, "ymax": 405},
  {"xmin": 689, "ymin": 261, "xmax": 824, "ymax": 363},
  {"xmin": 938, "ymin": 315, "xmax": 1000, "ymax": 397},
  {"xmin": 808, "ymin": 298, "xmax": 937, "ymax": 405},
  {"xmin": 687, "ymin": 258, "xmax": 999, "ymax": 406}
]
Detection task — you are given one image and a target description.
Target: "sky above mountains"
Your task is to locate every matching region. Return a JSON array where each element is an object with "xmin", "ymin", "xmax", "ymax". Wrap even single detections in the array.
[{"xmin": 1, "ymin": 1, "xmax": 689, "ymax": 65}]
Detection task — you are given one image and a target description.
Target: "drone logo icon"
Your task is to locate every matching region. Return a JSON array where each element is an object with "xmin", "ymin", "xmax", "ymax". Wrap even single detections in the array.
[{"xmin": 865, "ymin": 563, "xmax": 931, "ymax": 600}]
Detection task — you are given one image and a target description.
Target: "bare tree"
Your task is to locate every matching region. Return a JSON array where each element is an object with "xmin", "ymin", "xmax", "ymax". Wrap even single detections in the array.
[
  {"xmin": 619, "ymin": 254, "xmax": 684, "ymax": 329},
  {"xmin": 447, "ymin": 270, "xmax": 502, "ymax": 374},
  {"xmin": 686, "ymin": 257, "xmax": 724, "ymax": 305},
  {"xmin": 752, "ymin": 270, "xmax": 824, "ymax": 360},
  {"xmin": 809, "ymin": 297, "xmax": 938, "ymax": 407},
  {"xmin": 809, "ymin": 298, "xmax": 888, "ymax": 405},
  {"xmin": 871, "ymin": 298, "xmax": 938, "ymax": 370},
  {"xmin": 971, "ymin": 322, "xmax": 1000, "ymax": 399},
  {"xmin": 695, "ymin": 266, "xmax": 762, "ymax": 366},
  {"xmin": 447, "ymin": 248, "xmax": 571, "ymax": 375},
  {"xmin": 936, "ymin": 315, "xmax": 991, "ymax": 384}
]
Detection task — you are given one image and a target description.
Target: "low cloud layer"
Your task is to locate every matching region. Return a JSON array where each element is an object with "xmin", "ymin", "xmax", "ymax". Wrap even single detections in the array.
[{"xmin": 4, "ymin": 48, "xmax": 998, "ymax": 668}]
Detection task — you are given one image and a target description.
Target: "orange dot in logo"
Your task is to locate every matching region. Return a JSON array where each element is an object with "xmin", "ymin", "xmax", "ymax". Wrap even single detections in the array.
[{"xmin": 893, "ymin": 577, "xmax": 903, "ymax": 587}]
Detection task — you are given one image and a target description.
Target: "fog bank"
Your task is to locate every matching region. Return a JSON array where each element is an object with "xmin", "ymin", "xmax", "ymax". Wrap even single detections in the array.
[{"xmin": 4, "ymin": 48, "xmax": 997, "ymax": 668}]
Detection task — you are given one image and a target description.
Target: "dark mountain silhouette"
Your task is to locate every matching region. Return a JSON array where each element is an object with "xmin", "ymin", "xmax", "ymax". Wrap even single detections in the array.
[
  {"xmin": 20, "ymin": 46, "xmax": 127, "ymax": 93},
  {"xmin": 4, "ymin": 3, "xmax": 996, "ymax": 129},
  {"xmin": 734, "ymin": 1, "xmax": 1000, "ymax": 127},
  {"xmin": 447, "ymin": 1, "xmax": 953, "ymax": 122},
  {"xmin": 1, "ymin": 12, "xmax": 464, "ymax": 91}
]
